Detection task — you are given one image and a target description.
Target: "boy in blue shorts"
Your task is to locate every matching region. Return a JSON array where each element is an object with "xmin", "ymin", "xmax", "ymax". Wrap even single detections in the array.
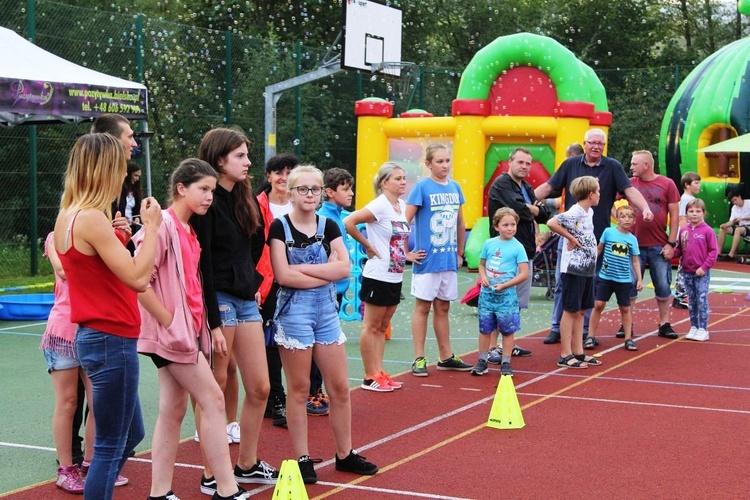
[
  {"xmin": 547, "ymin": 176, "xmax": 601, "ymax": 369},
  {"xmin": 587, "ymin": 205, "xmax": 643, "ymax": 351},
  {"xmin": 471, "ymin": 208, "xmax": 529, "ymax": 377}
]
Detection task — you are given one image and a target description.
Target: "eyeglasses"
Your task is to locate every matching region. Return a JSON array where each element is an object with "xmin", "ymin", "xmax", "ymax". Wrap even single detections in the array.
[
  {"xmin": 292, "ymin": 185, "xmax": 323, "ymax": 196},
  {"xmin": 585, "ymin": 141, "xmax": 606, "ymax": 148}
]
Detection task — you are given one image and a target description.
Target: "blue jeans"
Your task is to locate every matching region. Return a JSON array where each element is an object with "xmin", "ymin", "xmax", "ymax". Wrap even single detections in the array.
[
  {"xmin": 683, "ymin": 272, "xmax": 710, "ymax": 329},
  {"xmin": 551, "ymin": 237, "xmax": 601, "ymax": 335},
  {"xmin": 636, "ymin": 246, "xmax": 672, "ymax": 299},
  {"xmin": 75, "ymin": 327, "xmax": 144, "ymax": 499}
]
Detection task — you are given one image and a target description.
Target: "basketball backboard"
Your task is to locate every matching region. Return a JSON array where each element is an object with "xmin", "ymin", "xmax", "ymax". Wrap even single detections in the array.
[{"xmin": 342, "ymin": 0, "xmax": 403, "ymax": 76}]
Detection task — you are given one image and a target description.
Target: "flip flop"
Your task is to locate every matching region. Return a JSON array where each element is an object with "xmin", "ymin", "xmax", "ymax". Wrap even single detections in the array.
[{"xmin": 624, "ymin": 339, "xmax": 638, "ymax": 351}]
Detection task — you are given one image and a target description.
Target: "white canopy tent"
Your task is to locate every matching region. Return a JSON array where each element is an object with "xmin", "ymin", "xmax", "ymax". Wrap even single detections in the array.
[
  {"xmin": 0, "ymin": 26, "xmax": 150, "ymax": 274},
  {"xmin": 0, "ymin": 26, "xmax": 148, "ymax": 126}
]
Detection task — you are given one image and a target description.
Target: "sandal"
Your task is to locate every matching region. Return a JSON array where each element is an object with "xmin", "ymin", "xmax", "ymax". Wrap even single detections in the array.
[
  {"xmin": 624, "ymin": 339, "xmax": 638, "ymax": 351},
  {"xmin": 557, "ymin": 354, "xmax": 588, "ymax": 369},
  {"xmin": 575, "ymin": 354, "xmax": 602, "ymax": 366},
  {"xmin": 583, "ymin": 336, "xmax": 599, "ymax": 350}
]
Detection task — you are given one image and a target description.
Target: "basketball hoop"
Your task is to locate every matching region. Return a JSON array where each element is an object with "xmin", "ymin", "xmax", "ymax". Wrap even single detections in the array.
[{"xmin": 369, "ymin": 61, "xmax": 418, "ymax": 103}]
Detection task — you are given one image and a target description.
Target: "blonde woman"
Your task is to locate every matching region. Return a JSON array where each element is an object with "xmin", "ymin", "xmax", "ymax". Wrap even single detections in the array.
[
  {"xmin": 345, "ymin": 163, "xmax": 423, "ymax": 391},
  {"xmin": 53, "ymin": 133, "xmax": 162, "ymax": 499}
]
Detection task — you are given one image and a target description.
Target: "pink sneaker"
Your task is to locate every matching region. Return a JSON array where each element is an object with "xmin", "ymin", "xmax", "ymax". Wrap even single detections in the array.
[
  {"xmin": 380, "ymin": 371, "xmax": 402, "ymax": 389},
  {"xmin": 57, "ymin": 464, "xmax": 85, "ymax": 494},
  {"xmin": 360, "ymin": 373, "xmax": 394, "ymax": 392}
]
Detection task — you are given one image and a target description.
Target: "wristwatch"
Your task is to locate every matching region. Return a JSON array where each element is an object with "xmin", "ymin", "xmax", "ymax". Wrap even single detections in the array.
[{"xmin": 667, "ymin": 241, "xmax": 677, "ymax": 248}]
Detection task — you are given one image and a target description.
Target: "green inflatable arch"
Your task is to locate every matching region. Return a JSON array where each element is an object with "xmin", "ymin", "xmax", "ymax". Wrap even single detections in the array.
[{"xmin": 457, "ymin": 32, "xmax": 608, "ymax": 111}]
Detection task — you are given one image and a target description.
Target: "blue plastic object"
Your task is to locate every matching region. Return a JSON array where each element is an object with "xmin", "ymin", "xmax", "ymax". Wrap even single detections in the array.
[{"xmin": 0, "ymin": 293, "xmax": 54, "ymax": 320}]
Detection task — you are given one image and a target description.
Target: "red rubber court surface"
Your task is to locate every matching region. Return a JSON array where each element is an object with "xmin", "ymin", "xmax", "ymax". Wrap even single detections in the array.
[{"xmin": 4, "ymin": 293, "xmax": 750, "ymax": 499}]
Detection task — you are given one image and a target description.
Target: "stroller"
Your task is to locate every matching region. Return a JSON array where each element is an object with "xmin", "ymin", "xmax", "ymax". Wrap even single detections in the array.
[{"xmin": 532, "ymin": 232, "xmax": 559, "ymax": 300}]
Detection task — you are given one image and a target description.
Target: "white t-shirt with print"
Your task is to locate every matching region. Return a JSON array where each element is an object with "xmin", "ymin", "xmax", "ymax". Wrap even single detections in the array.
[
  {"xmin": 362, "ymin": 194, "xmax": 411, "ymax": 283},
  {"xmin": 554, "ymin": 203, "xmax": 597, "ymax": 277}
]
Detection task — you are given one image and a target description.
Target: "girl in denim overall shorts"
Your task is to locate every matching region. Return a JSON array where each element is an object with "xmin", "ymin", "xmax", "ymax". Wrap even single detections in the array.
[{"xmin": 268, "ymin": 165, "xmax": 378, "ymax": 484}]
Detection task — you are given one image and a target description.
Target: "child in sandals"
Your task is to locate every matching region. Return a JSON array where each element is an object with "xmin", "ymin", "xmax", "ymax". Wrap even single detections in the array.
[
  {"xmin": 546, "ymin": 176, "xmax": 601, "ymax": 369},
  {"xmin": 588, "ymin": 205, "xmax": 643, "ymax": 352}
]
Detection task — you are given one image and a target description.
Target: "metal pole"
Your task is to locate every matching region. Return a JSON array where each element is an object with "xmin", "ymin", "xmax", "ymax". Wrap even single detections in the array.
[
  {"xmin": 28, "ymin": 0, "xmax": 38, "ymax": 275},
  {"xmin": 135, "ymin": 13, "xmax": 152, "ymax": 198},
  {"xmin": 264, "ymin": 65, "xmax": 343, "ymax": 164},
  {"xmin": 142, "ymin": 122, "xmax": 152, "ymax": 197}
]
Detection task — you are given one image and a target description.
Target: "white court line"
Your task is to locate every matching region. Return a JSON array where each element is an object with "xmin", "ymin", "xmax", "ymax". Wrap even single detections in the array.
[
  {"xmin": 0, "ymin": 331, "xmax": 43, "ymax": 337},
  {"xmin": 513, "ymin": 371, "xmax": 750, "ymax": 392},
  {"xmin": 519, "ymin": 392, "xmax": 750, "ymax": 415},
  {"xmin": 0, "ymin": 322, "xmax": 46, "ymax": 331},
  {"xmin": 0, "ymin": 442, "xmax": 55, "ymax": 452},
  {"xmin": 710, "ymin": 285, "xmax": 750, "ymax": 291}
]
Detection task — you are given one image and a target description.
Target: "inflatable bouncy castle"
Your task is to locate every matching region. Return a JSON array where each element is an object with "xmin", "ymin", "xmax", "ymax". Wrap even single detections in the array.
[{"xmin": 354, "ymin": 32, "xmax": 611, "ymax": 268}]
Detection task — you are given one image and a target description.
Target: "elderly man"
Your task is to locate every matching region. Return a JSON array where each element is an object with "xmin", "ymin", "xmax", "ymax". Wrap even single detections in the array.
[
  {"xmin": 485, "ymin": 147, "xmax": 552, "ymax": 361},
  {"xmin": 535, "ymin": 129, "xmax": 653, "ymax": 344},
  {"xmin": 626, "ymin": 150, "xmax": 680, "ymax": 339}
]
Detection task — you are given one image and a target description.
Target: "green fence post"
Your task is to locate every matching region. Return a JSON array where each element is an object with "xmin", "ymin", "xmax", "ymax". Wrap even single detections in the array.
[
  {"xmin": 225, "ymin": 30, "xmax": 233, "ymax": 124},
  {"xmin": 294, "ymin": 42, "xmax": 302, "ymax": 157},
  {"xmin": 28, "ymin": 0, "xmax": 38, "ymax": 275}
]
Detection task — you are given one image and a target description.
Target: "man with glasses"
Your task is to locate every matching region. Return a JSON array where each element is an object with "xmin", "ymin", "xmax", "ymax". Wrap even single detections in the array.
[{"xmin": 534, "ymin": 129, "xmax": 653, "ymax": 344}]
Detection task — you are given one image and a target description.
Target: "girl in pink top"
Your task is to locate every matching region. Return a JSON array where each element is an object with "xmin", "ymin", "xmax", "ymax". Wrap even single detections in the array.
[
  {"xmin": 135, "ymin": 159, "xmax": 250, "ymax": 500},
  {"xmin": 40, "ymin": 232, "xmax": 93, "ymax": 493}
]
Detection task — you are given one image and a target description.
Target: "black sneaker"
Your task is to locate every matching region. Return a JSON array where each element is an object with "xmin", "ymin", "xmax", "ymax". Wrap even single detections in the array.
[
  {"xmin": 510, "ymin": 345, "xmax": 532, "ymax": 357},
  {"xmin": 272, "ymin": 398, "xmax": 287, "ymax": 427},
  {"xmin": 335, "ymin": 449, "xmax": 378, "ymax": 476},
  {"xmin": 200, "ymin": 475, "xmax": 217, "ymax": 496},
  {"xmin": 211, "ymin": 486, "xmax": 250, "ymax": 500},
  {"xmin": 234, "ymin": 460, "xmax": 278, "ymax": 484},
  {"xmin": 500, "ymin": 362, "xmax": 513, "ymax": 377},
  {"xmin": 615, "ymin": 325, "xmax": 636, "ymax": 339},
  {"xmin": 298, "ymin": 455, "xmax": 322, "ymax": 484},
  {"xmin": 658, "ymin": 323, "xmax": 678, "ymax": 339},
  {"xmin": 148, "ymin": 491, "xmax": 180, "ymax": 500},
  {"xmin": 436, "ymin": 354, "xmax": 472, "ymax": 371},
  {"xmin": 543, "ymin": 331, "xmax": 561, "ymax": 344}
]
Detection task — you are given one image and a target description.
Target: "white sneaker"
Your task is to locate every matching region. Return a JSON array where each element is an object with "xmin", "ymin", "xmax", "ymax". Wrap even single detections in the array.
[
  {"xmin": 686, "ymin": 326, "xmax": 698, "ymax": 340},
  {"xmin": 227, "ymin": 421, "xmax": 241, "ymax": 444},
  {"xmin": 692, "ymin": 328, "xmax": 709, "ymax": 342}
]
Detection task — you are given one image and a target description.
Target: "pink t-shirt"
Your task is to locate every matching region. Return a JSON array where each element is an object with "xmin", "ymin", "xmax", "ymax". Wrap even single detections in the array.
[{"xmin": 168, "ymin": 208, "xmax": 204, "ymax": 335}]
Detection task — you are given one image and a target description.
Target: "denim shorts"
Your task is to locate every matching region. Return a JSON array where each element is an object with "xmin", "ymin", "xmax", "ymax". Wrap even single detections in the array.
[
  {"xmin": 633, "ymin": 246, "xmax": 671, "ymax": 299},
  {"xmin": 274, "ymin": 285, "xmax": 346, "ymax": 349},
  {"xmin": 216, "ymin": 290, "xmax": 262, "ymax": 326},
  {"xmin": 43, "ymin": 348, "xmax": 80, "ymax": 373}
]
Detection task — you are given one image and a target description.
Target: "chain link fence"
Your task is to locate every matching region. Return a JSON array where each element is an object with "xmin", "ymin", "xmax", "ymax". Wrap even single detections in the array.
[{"xmin": 0, "ymin": 1, "xmax": 691, "ymax": 278}]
